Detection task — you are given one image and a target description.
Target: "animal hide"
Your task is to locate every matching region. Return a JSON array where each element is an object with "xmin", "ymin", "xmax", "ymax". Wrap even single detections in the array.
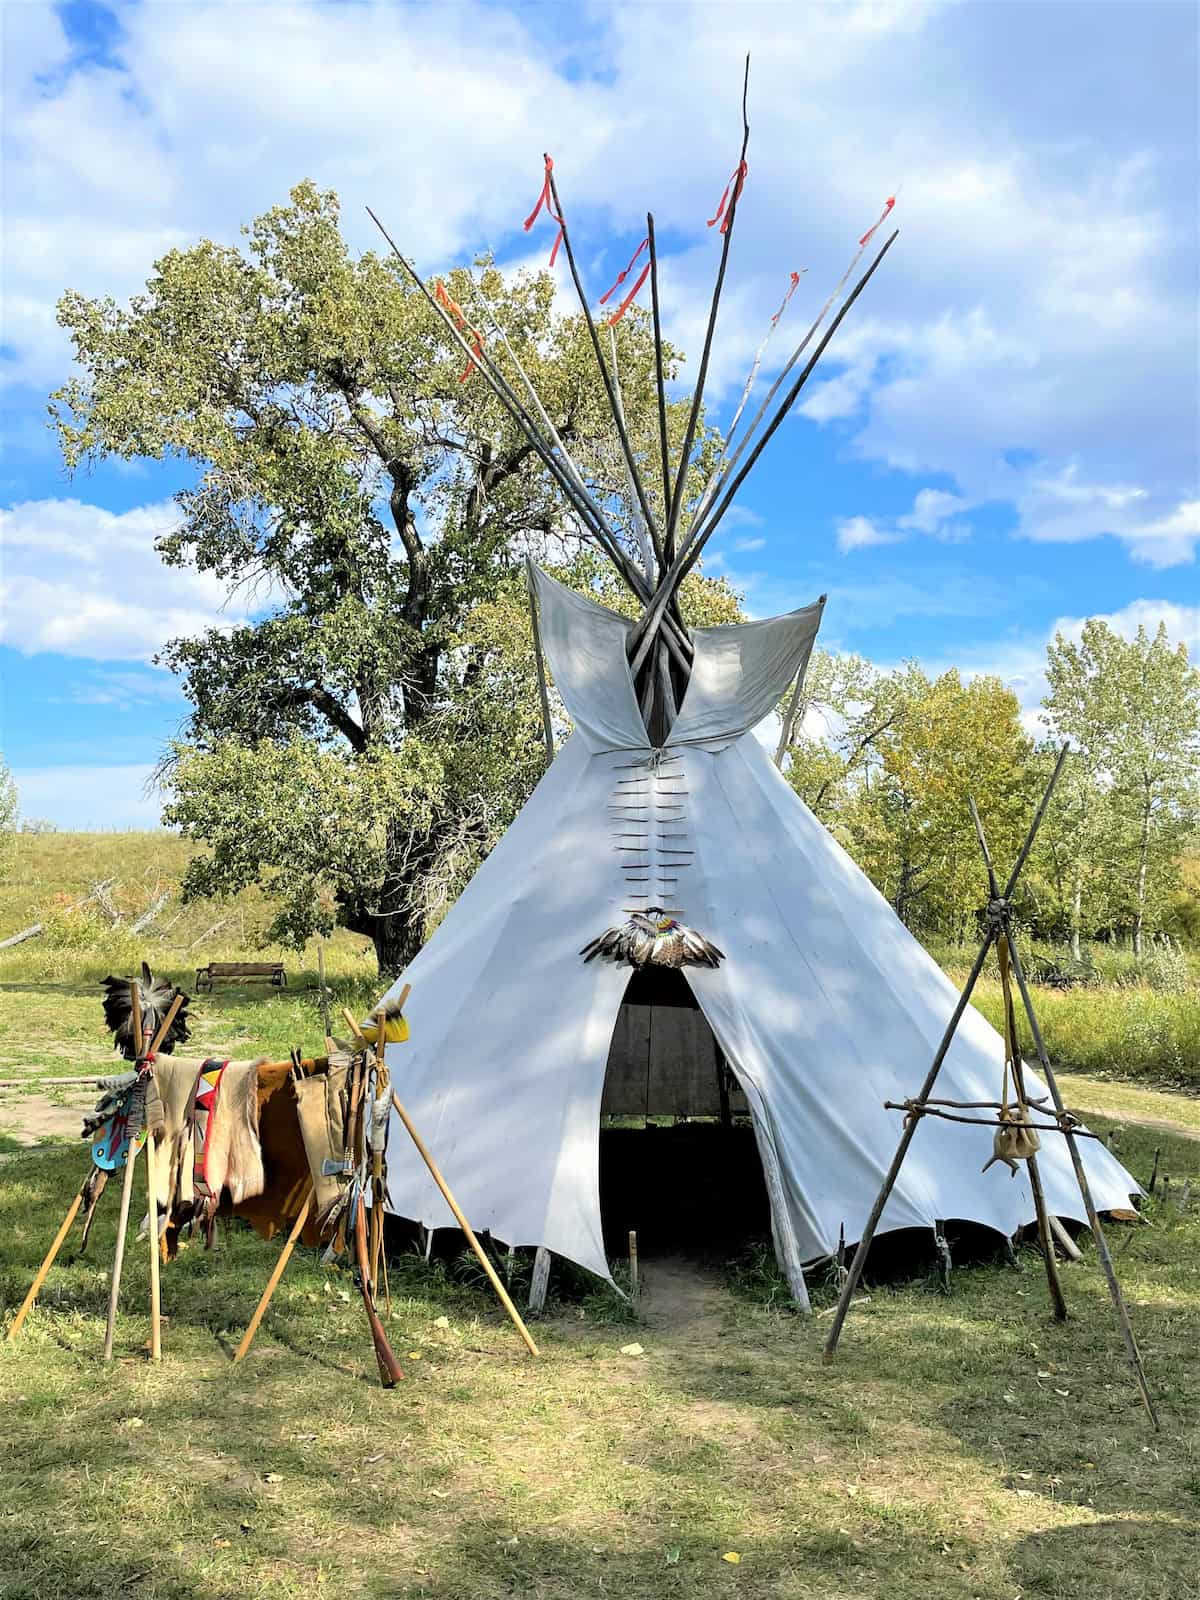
[
  {"xmin": 230, "ymin": 1062, "xmax": 323, "ymax": 1247},
  {"xmin": 142, "ymin": 1057, "xmax": 266, "ymax": 1255},
  {"xmin": 196, "ymin": 1060, "xmax": 267, "ymax": 1204},
  {"xmin": 981, "ymin": 1107, "xmax": 1042, "ymax": 1176},
  {"xmin": 136, "ymin": 1057, "xmax": 354, "ymax": 1255}
]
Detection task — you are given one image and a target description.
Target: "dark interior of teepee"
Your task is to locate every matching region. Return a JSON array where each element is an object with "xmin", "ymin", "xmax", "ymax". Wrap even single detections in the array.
[{"xmin": 598, "ymin": 968, "xmax": 772, "ymax": 1259}]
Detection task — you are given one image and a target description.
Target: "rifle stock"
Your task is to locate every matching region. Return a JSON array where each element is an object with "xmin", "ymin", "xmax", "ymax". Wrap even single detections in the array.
[{"xmin": 354, "ymin": 1195, "xmax": 403, "ymax": 1387}]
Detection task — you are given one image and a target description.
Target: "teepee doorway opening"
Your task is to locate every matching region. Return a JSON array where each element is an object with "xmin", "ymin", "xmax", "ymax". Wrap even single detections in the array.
[{"xmin": 598, "ymin": 968, "xmax": 804, "ymax": 1301}]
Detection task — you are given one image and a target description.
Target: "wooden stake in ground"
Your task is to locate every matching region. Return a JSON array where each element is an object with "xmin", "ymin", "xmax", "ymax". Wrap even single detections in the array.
[
  {"xmin": 628, "ymin": 1230, "xmax": 639, "ymax": 1297},
  {"xmin": 232, "ymin": 1188, "xmax": 314, "ymax": 1364}
]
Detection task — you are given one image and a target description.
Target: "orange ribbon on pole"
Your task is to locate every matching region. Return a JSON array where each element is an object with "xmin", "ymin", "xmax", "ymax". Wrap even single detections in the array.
[{"xmin": 523, "ymin": 154, "xmax": 565, "ymax": 266}]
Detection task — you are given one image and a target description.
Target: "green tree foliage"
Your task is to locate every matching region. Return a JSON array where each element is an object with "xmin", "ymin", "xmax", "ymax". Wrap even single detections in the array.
[
  {"xmin": 795, "ymin": 666, "xmax": 1034, "ymax": 938},
  {"xmin": 1025, "ymin": 743, "xmax": 1123, "ymax": 958},
  {"xmin": 53, "ymin": 182, "xmax": 730, "ymax": 974},
  {"xmin": 1043, "ymin": 620, "xmax": 1200, "ymax": 955},
  {"xmin": 778, "ymin": 649, "xmax": 905, "ymax": 826}
]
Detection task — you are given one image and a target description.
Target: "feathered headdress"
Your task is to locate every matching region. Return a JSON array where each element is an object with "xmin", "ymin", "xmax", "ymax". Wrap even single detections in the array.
[{"xmin": 100, "ymin": 962, "xmax": 191, "ymax": 1058}]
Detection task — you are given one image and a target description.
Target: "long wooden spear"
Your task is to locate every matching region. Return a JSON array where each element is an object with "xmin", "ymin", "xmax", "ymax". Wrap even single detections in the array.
[{"xmin": 661, "ymin": 54, "xmax": 751, "ymax": 563}]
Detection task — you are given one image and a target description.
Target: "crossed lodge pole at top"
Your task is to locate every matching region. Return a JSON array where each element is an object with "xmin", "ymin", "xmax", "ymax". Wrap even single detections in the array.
[{"xmin": 364, "ymin": 54, "xmax": 899, "ymax": 732}]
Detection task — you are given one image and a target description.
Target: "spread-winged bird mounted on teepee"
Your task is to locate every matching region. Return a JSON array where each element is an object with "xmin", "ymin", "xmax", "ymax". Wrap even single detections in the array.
[
  {"xmin": 581, "ymin": 907, "xmax": 723, "ymax": 970},
  {"xmin": 366, "ymin": 56, "xmax": 897, "ymax": 971}
]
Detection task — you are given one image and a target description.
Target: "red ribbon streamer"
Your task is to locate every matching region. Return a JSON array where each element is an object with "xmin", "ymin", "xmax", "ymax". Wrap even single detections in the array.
[
  {"xmin": 859, "ymin": 195, "xmax": 896, "ymax": 248},
  {"xmin": 434, "ymin": 279, "xmax": 484, "ymax": 383},
  {"xmin": 606, "ymin": 261, "xmax": 651, "ymax": 326},
  {"xmin": 524, "ymin": 153, "xmax": 565, "ymax": 266},
  {"xmin": 599, "ymin": 238, "xmax": 649, "ymax": 306},
  {"xmin": 707, "ymin": 160, "xmax": 748, "ymax": 234},
  {"xmin": 770, "ymin": 270, "xmax": 802, "ymax": 327}
]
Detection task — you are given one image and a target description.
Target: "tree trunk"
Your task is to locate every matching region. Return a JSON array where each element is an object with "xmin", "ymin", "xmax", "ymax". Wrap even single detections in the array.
[
  {"xmin": 1070, "ymin": 869, "xmax": 1082, "ymax": 962},
  {"xmin": 1133, "ymin": 787, "xmax": 1151, "ymax": 960},
  {"xmin": 363, "ymin": 905, "xmax": 426, "ymax": 982}
]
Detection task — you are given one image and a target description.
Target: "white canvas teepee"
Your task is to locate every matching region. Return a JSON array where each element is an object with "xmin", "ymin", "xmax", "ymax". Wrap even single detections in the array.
[
  {"xmin": 376, "ymin": 568, "xmax": 1139, "ymax": 1294},
  {"xmin": 368, "ymin": 98, "xmax": 1138, "ymax": 1302}
]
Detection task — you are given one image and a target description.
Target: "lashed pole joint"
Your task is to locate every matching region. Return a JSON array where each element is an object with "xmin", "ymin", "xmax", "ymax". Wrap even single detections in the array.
[{"xmin": 364, "ymin": 206, "xmax": 692, "ymax": 678}]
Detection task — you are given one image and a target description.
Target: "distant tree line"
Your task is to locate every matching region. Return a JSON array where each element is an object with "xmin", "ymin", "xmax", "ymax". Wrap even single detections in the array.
[{"xmin": 780, "ymin": 621, "xmax": 1200, "ymax": 953}]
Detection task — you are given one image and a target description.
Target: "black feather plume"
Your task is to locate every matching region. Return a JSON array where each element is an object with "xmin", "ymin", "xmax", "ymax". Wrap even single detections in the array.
[{"xmin": 100, "ymin": 962, "xmax": 191, "ymax": 1058}]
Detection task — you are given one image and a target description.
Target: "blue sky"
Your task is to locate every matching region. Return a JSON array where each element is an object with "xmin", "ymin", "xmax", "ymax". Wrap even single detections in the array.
[{"xmin": 1, "ymin": 0, "xmax": 1197, "ymax": 827}]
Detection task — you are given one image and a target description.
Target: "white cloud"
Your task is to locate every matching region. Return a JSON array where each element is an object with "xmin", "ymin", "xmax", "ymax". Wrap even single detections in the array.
[
  {"xmin": 835, "ymin": 485, "xmax": 974, "ymax": 553},
  {"xmin": 11, "ymin": 763, "xmax": 164, "ymax": 830},
  {"xmin": 731, "ymin": 535, "xmax": 766, "ymax": 552},
  {"xmin": 0, "ymin": 498, "xmax": 266, "ymax": 660},
  {"xmin": 1, "ymin": 0, "xmax": 1194, "ymax": 583},
  {"xmin": 899, "ymin": 488, "xmax": 971, "ymax": 534},
  {"xmin": 1017, "ymin": 476, "xmax": 1199, "ymax": 568},
  {"xmin": 836, "ymin": 515, "xmax": 899, "ymax": 553}
]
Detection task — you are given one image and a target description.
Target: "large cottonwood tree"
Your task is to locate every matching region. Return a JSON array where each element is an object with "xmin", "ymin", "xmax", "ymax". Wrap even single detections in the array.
[{"xmin": 53, "ymin": 182, "xmax": 728, "ymax": 973}]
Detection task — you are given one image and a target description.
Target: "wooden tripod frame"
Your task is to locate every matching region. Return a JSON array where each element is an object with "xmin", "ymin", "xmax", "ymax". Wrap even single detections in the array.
[{"xmin": 821, "ymin": 747, "xmax": 1158, "ymax": 1428}]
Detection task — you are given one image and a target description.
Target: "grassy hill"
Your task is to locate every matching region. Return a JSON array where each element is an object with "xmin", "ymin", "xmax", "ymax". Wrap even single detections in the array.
[
  {"xmin": 4, "ymin": 830, "xmax": 1197, "ymax": 1091},
  {"xmin": 0, "ymin": 831, "xmax": 377, "ymax": 1084}
]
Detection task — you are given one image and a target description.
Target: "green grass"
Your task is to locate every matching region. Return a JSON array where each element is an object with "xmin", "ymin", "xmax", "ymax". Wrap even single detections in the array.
[
  {"xmin": 2, "ymin": 1115, "xmax": 1198, "ymax": 1600},
  {"xmin": 3, "ymin": 832, "xmax": 1200, "ymax": 1597},
  {"xmin": 0, "ymin": 831, "xmax": 377, "ymax": 1083},
  {"xmin": 961, "ymin": 979, "xmax": 1200, "ymax": 1093}
]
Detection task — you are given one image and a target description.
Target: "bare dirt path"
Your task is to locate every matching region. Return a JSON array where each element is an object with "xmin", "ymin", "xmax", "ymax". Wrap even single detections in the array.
[
  {"xmin": 0, "ymin": 1085, "xmax": 94, "ymax": 1148},
  {"xmin": 639, "ymin": 1252, "xmax": 729, "ymax": 1342},
  {"xmin": 1068, "ymin": 1100, "xmax": 1200, "ymax": 1144}
]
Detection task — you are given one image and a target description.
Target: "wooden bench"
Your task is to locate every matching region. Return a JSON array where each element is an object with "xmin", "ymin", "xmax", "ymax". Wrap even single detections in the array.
[{"xmin": 195, "ymin": 961, "xmax": 287, "ymax": 993}]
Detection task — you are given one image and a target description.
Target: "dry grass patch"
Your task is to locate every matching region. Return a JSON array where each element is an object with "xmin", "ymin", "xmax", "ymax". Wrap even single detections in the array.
[{"xmin": 5, "ymin": 1117, "xmax": 1195, "ymax": 1599}]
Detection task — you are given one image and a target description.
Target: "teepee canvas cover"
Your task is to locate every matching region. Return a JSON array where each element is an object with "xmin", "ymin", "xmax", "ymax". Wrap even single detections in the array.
[
  {"xmin": 368, "ymin": 84, "xmax": 1137, "ymax": 1293},
  {"xmin": 376, "ymin": 569, "xmax": 1138, "ymax": 1287}
]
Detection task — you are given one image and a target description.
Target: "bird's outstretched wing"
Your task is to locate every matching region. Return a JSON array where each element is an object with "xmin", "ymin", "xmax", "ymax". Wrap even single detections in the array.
[{"xmin": 581, "ymin": 913, "xmax": 724, "ymax": 970}]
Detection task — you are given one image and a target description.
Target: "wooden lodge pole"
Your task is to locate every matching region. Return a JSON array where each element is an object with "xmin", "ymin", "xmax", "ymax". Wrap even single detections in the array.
[
  {"xmin": 232, "ymin": 1188, "xmax": 314, "ymax": 1364},
  {"xmin": 343, "ymin": 1003, "xmax": 539, "ymax": 1359},
  {"xmin": 823, "ymin": 748, "xmax": 1069, "ymax": 1363},
  {"xmin": 971, "ymin": 801, "xmax": 1067, "ymax": 1324},
  {"xmin": 138, "ymin": 980, "xmax": 163, "ymax": 1363},
  {"xmin": 103, "ymin": 990, "xmax": 182, "ymax": 1362},
  {"xmin": 103, "ymin": 1143, "xmax": 140, "ymax": 1361},
  {"xmin": 5, "ymin": 1192, "xmax": 84, "ymax": 1340},
  {"xmin": 1004, "ymin": 934, "xmax": 1159, "ymax": 1428},
  {"xmin": 387, "ymin": 1083, "xmax": 541, "ymax": 1358}
]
